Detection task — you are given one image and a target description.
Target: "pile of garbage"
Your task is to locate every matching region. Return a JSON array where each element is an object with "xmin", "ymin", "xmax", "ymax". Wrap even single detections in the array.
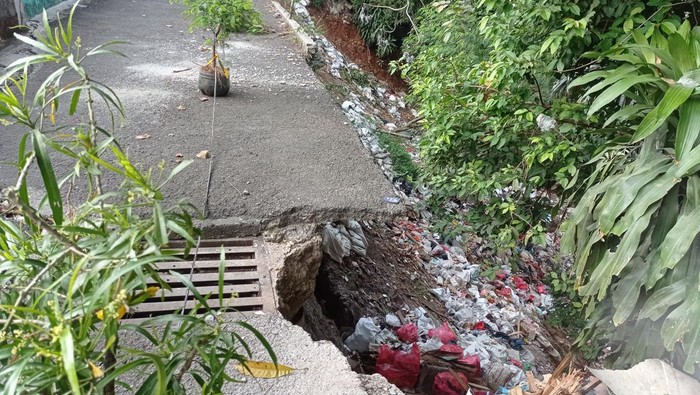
[{"xmin": 341, "ymin": 220, "xmax": 565, "ymax": 394}]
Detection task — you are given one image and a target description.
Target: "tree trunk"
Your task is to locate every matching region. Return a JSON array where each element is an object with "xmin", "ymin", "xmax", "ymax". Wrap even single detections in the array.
[{"xmin": 0, "ymin": 0, "xmax": 20, "ymax": 40}]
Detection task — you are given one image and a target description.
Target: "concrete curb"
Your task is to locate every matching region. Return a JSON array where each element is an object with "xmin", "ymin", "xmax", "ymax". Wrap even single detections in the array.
[{"xmin": 270, "ymin": 1, "xmax": 315, "ymax": 55}]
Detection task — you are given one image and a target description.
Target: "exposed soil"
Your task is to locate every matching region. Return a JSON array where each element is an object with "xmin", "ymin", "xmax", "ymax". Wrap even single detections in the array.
[
  {"xmin": 308, "ymin": 6, "xmax": 408, "ymax": 93},
  {"xmin": 302, "ymin": 220, "xmax": 448, "ymax": 343}
]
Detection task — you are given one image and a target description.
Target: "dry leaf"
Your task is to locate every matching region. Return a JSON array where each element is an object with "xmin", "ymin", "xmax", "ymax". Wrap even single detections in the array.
[
  {"xmin": 135, "ymin": 134, "xmax": 151, "ymax": 140},
  {"xmin": 176, "ymin": 105, "xmax": 186, "ymax": 111},
  {"xmin": 196, "ymin": 150, "xmax": 210, "ymax": 159},
  {"xmin": 89, "ymin": 362, "xmax": 104, "ymax": 378},
  {"xmin": 233, "ymin": 361, "xmax": 294, "ymax": 378}
]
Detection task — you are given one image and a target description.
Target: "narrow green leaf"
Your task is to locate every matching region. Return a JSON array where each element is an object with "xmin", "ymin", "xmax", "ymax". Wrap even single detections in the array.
[
  {"xmin": 69, "ymin": 89, "xmax": 81, "ymax": 116},
  {"xmin": 631, "ymin": 84, "xmax": 694, "ymax": 143},
  {"xmin": 153, "ymin": 203, "xmax": 168, "ymax": 245},
  {"xmin": 32, "ymin": 129, "xmax": 63, "ymax": 226},
  {"xmin": 59, "ymin": 327, "xmax": 80, "ymax": 395},
  {"xmin": 587, "ymin": 75, "xmax": 659, "ymax": 116},
  {"xmin": 237, "ymin": 321, "xmax": 278, "ymax": 366},
  {"xmin": 168, "ymin": 271, "xmax": 211, "ymax": 312},
  {"xmin": 13, "ymin": 34, "xmax": 58, "ymax": 56}
]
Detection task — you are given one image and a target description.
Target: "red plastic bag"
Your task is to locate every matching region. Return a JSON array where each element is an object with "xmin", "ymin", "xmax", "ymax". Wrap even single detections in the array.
[
  {"xmin": 512, "ymin": 276, "xmax": 529, "ymax": 291},
  {"xmin": 428, "ymin": 322, "xmax": 458, "ymax": 344},
  {"xmin": 375, "ymin": 343, "xmax": 420, "ymax": 388},
  {"xmin": 440, "ymin": 343, "xmax": 464, "ymax": 354},
  {"xmin": 433, "ymin": 371, "xmax": 469, "ymax": 395},
  {"xmin": 396, "ymin": 323, "xmax": 418, "ymax": 343},
  {"xmin": 456, "ymin": 354, "xmax": 482, "ymax": 378},
  {"xmin": 472, "ymin": 321, "xmax": 486, "ymax": 331}
]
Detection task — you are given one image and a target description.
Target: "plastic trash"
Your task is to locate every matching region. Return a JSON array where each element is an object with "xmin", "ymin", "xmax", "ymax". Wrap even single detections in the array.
[
  {"xmin": 418, "ymin": 336, "xmax": 443, "ymax": 352},
  {"xmin": 417, "ymin": 315, "xmax": 436, "ymax": 335},
  {"xmin": 440, "ymin": 343, "xmax": 464, "ymax": 354},
  {"xmin": 375, "ymin": 343, "xmax": 420, "ymax": 388},
  {"xmin": 428, "ymin": 322, "xmax": 458, "ymax": 344},
  {"xmin": 433, "ymin": 371, "xmax": 469, "ymax": 395},
  {"xmin": 472, "ymin": 321, "xmax": 486, "ymax": 331},
  {"xmin": 397, "ymin": 323, "xmax": 418, "ymax": 343},
  {"xmin": 344, "ymin": 317, "xmax": 381, "ymax": 352},
  {"xmin": 374, "ymin": 328, "xmax": 398, "ymax": 345},
  {"xmin": 385, "ymin": 313, "xmax": 402, "ymax": 327}
]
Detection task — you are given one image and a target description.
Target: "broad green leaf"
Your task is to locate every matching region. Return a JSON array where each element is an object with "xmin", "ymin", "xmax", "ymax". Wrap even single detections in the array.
[
  {"xmin": 594, "ymin": 159, "xmax": 671, "ymax": 233},
  {"xmin": 32, "ymin": 129, "xmax": 63, "ymax": 226},
  {"xmin": 580, "ymin": 203, "xmax": 658, "ymax": 300},
  {"xmin": 675, "ymin": 144, "xmax": 700, "ymax": 177},
  {"xmin": 581, "ymin": 65, "xmax": 639, "ymax": 97},
  {"xmin": 59, "ymin": 327, "xmax": 80, "ymax": 395},
  {"xmin": 587, "ymin": 75, "xmax": 659, "ymax": 116},
  {"xmin": 603, "ymin": 103, "xmax": 652, "ymax": 127},
  {"xmin": 682, "ymin": 294, "xmax": 700, "ymax": 373},
  {"xmin": 610, "ymin": 170, "xmax": 675, "ymax": 235},
  {"xmin": 668, "ymin": 33, "xmax": 696, "ymax": 74},
  {"xmin": 661, "ymin": 288, "xmax": 700, "ymax": 351},
  {"xmin": 631, "ymin": 84, "xmax": 694, "ymax": 143},
  {"xmin": 612, "ymin": 257, "xmax": 646, "ymax": 325},
  {"xmin": 638, "ymin": 279, "xmax": 688, "ymax": 321},
  {"xmin": 658, "ymin": 193, "xmax": 700, "ymax": 272},
  {"xmin": 675, "ymin": 98, "xmax": 700, "ymax": 161},
  {"xmin": 568, "ymin": 64, "xmax": 637, "ymax": 89}
]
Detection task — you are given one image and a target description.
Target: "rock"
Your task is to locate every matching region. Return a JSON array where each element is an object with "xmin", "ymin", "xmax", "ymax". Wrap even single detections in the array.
[
  {"xmin": 358, "ymin": 373, "xmax": 401, "ymax": 395},
  {"xmin": 384, "ymin": 122, "xmax": 397, "ymax": 131}
]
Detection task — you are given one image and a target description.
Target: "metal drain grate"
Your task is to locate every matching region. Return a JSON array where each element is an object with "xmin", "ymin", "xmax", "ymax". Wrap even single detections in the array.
[{"xmin": 127, "ymin": 238, "xmax": 272, "ymax": 320}]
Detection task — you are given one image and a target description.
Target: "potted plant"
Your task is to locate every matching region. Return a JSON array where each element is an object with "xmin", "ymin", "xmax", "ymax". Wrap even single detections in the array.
[{"xmin": 172, "ymin": 0, "xmax": 264, "ymax": 96}]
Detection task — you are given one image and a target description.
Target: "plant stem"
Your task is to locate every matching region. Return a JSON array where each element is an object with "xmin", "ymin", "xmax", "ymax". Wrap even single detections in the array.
[
  {"xmin": 104, "ymin": 334, "xmax": 118, "ymax": 395},
  {"xmin": 85, "ymin": 86, "xmax": 103, "ymax": 196},
  {"xmin": 175, "ymin": 347, "xmax": 198, "ymax": 382}
]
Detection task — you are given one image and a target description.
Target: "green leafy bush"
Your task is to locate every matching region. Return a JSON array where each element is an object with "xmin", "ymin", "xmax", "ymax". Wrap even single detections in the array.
[
  {"xmin": 562, "ymin": 20, "xmax": 700, "ymax": 375},
  {"xmin": 174, "ymin": 0, "xmax": 263, "ymax": 36},
  {"xmin": 171, "ymin": 0, "xmax": 263, "ymax": 66},
  {"xmin": 397, "ymin": 0, "xmax": 682, "ymax": 246},
  {"xmin": 0, "ymin": 6, "xmax": 273, "ymax": 392}
]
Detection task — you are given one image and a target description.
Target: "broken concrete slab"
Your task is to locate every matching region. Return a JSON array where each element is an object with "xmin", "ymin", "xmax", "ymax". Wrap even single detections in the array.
[{"xmin": 118, "ymin": 311, "xmax": 400, "ymax": 394}]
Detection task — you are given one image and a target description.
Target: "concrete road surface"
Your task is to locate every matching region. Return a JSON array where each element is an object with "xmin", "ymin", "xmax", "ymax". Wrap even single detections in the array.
[{"xmin": 0, "ymin": 0, "xmax": 401, "ymax": 234}]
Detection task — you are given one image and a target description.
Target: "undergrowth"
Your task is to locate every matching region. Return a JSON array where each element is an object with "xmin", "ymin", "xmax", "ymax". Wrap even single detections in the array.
[{"xmin": 377, "ymin": 133, "xmax": 419, "ymax": 183}]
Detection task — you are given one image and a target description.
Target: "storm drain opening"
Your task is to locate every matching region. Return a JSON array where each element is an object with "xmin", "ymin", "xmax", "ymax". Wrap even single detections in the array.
[{"xmin": 126, "ymin": 238, "xmax": 273, "ymax": 320}]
